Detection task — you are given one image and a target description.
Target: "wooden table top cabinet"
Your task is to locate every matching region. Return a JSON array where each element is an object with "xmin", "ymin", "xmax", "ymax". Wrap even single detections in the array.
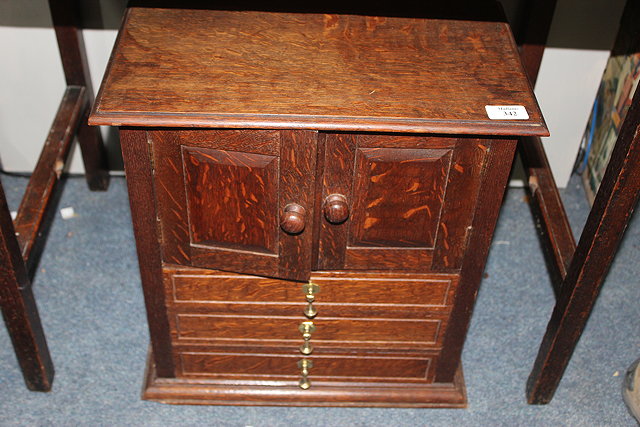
[{"xmin": 90, "ymin": 6, "xmax": 548, "ymax": 407}]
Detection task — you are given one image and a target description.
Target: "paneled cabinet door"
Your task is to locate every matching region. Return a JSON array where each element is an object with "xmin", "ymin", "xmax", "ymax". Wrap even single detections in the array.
[
  {"xmin": 150, "ymin": 129, "xmax": 317, "ymax": 282},
  {"xmin": 316, "ymin": 134, "xmax": 489, "ymax": 272}
]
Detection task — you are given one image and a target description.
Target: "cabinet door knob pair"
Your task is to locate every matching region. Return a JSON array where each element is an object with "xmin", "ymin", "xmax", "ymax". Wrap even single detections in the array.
[{"xmin": 280, "ymin": 194, "xmax": 349, "ymax": 235}]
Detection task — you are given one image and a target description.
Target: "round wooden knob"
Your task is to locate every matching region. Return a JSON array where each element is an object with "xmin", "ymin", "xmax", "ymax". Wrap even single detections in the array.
[
  {"xmin": 323, "ymin": 194, "xmax": 349, "ymax": 224},
  {"xmin": 280, "ymin": 204, "xmax": 306, "ymax": 234}
]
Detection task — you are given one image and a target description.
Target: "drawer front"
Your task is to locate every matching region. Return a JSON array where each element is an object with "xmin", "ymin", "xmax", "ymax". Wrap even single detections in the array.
[
  {"xmin": 173, "ymin": 314, "xmax": 443, "ymax": 349},
  {"xmin": 164, "ymin": 265, "xmax": 458, "ymax": 318},
  {"xmin": 176, "ymin": 351, "xmax": 435, "ymax": 384},
  {"xmin": 163, "ymin": 265, "xmax": 455, "ymax": 351}
]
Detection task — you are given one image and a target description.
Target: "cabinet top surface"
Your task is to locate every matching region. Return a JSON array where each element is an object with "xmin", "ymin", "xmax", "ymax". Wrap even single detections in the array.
[{"xmin": 90, "ymin": 8, "xmax": 547, "ymax": 136}]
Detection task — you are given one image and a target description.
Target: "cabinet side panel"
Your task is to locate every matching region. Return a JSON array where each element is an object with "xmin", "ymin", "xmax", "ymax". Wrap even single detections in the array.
[
  {"xmin": 435, "ymin": 139, "xmax": 517, "ymax": 382},
  {"xmin": 121, "ymin": 128, "xmax": 175, "ymax": 377}
]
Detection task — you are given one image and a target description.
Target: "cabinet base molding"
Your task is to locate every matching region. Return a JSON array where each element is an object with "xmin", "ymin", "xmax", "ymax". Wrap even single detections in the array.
[{"xmin": 142, "ymin": 349, "xmax": 467, "ymax": 407}]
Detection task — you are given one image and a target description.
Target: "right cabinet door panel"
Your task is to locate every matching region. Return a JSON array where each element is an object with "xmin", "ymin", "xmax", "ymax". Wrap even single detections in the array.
[{"xmin": 317, "ymin": 133, "xmax": 490, "ymax": 272}]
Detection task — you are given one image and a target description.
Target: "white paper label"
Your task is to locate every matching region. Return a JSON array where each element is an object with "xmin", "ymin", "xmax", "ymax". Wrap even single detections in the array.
[
  {"xmin": 60, "ymin": 207, "xmax": 76, "ymax": 220},
  {"xmin": 485, "ymin": 105, "xmax": 529, "ymax": 120}
]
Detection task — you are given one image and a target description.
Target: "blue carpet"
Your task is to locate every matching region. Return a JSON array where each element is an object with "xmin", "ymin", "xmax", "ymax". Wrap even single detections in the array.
[{"xmin": 0, "ymin": 173, "xmax": 638, "ymax": 426}]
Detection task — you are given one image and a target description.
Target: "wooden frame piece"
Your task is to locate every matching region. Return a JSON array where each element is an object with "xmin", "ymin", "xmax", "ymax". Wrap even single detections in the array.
[
  {"xmin": 0, "ymin": 0, "xmax": 110, "ymax": 391},
  {"xmin": 0, "ymin": 184, "xmax": 54, "ymax": 391},
  {"xmin": 435, "ymin": 139, "xmax": 518, "ymax": 382},
  {"xmin": 526, "ymin": 86, "xmax": 640, "ymax": 404},
  {"xmin": 13, "ymin": 86, "xmax": 87, "ymax": 273},
  {"xmin": 520, "ymin": 135, "xmax": 576, "ymax": 297},
  {"xmin": 519, "ymin": 0, "xmax": 640, "ymax": 404},
  {"xmin": 515, "ymin": 0, "xmax": 572, "ymax": 299},
  {"xmin": 50, "ymin": 0, "xmax": 110, "ymax": 191},
  {"xmin": 120, "ymin": 129, "xmax": 176, "ymax": 378}
]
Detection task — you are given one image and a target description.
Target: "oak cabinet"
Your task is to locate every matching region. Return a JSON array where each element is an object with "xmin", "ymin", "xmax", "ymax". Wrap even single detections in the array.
[{"xmin": 90, "ymin": 6, "xmax": 547, "ymax": 406}]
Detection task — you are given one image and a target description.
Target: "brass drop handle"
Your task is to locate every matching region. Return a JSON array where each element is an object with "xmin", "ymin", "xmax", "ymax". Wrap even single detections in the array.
[
  {"xmin": 302, "ymin": 282, "xmax": 320, "ymax": 318},
  {"xmin": 298, "ymin": 359, "xmax": 313, "ymax": 390},
  {"xmin": 323, "ymin": 194, "xmax": 349, "ymax": 224},
  {"xmin": 299, "ymin": 321, "xmax": 315, "ymax": 355},
  {"xmin": 280, "ymin": 203, "xmax": 306, "ymax": 235}
]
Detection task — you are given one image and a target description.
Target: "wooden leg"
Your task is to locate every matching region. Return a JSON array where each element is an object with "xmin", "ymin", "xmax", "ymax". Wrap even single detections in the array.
[
  {"xmin": 50, "ymin": 0, "xmax": 110, "ymax": 191},
  {"xmin": 520, "ymin": 136, "xmax": 576, "ymax": 297},
  {"xmin": 526, "ymin": 89, "xmax": 640, "ymax": 404},
  {"xmin": 0, "ymin": 183, "xmax": 54, "ymax": 392},
  {"xmin": 515, "ymin": 0, "xmax": 558, "ymax": 86},
  {"xmin": 76, "ymin": 104, "xmax": 110, "ymax": 191}
]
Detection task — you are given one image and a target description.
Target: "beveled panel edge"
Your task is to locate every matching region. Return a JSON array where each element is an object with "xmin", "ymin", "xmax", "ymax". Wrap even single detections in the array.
[{"xmin": 89, "ymin": 112, "xmax": 549, "ymax": 137}]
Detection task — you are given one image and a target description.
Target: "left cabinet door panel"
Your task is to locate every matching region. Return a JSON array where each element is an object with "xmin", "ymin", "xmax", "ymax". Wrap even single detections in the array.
[{"xmin": 150, "ymin": 129, "xmax": 317, "ymax": 281}]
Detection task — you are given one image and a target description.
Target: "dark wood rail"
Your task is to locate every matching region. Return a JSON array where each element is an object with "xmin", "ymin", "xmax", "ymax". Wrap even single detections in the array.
[
  {"xmin": 519, "ymin": 135, "xmax": 576, "ymax": 296},
  {"xmin": 14, "ymin": 86, "xmax": 86, "ymax": 268}
]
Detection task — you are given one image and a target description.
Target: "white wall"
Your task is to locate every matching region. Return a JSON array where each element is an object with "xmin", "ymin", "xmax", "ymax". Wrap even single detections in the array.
[
  {"xmin": 533, "ymin": 0, "xmax": 626, "ymax": 187},
  {"xmin": 0, "ymin": 0, "xmax": 120, "ymax": 174},
  {"xmin": 0, "ymin": 26, "xmax": 117, "ymax": 174},
  {"xmin": 0, "ymin": 1, "xmax": 629, "ymax": 186}
]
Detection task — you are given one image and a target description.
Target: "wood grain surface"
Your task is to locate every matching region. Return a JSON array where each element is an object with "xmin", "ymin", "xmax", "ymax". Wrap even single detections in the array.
[
  {"xmin": 173, "ymin": 315, "xmax": 442, "ymax": 348},
  {"xmin": 14, "ymin": 86, "xmax": 85, "ymax": 267},
  {"xmin": 350, "ymin": 147, "xmax": 451, "ymax": 248},
  {"xmin": 432, "ymin": 139, "xmax": 489, "ymax": 271},
  {"xmin": 151, "ymin": 129, "xmax": 316, "ymax": 281},
  {"xmin": 317, "ymin": 133, "xmax": 482, "ymax": 272},
  {"xmin": 166, "ymin": 267, "xmax": 456, "ymax": 308},
  {"xmin": 183, "ymin": 146, "xmax": 279, "ymax": 254},
  {"xmin": 163, "ymin": 265, "xmax": 459, "ymax": 319},
  {"xmin": 435, "ymin": 138, "xmax": 518, "ymax": 382},
  {"xmin": 95, "ymin": 5, "xmax": 548, "ymax": 407},
  {"xmin": 90, "ymin": 8, "xmax": 547, "ymax": 136},
  {"xmin": 120, "ymin": 129, "xmax": 176, "ymax": 377},
  {"xmin": 178, "ymin": 351, "xmax": 434, "ymax": 382},
  {"xmin": 0, "ymin": 184, "xmax": 54, "ymax": 391}
]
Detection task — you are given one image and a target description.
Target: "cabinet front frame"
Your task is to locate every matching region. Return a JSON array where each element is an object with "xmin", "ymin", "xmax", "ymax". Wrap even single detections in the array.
[{"xmin": 120, "ymin": 126, "xmax": 518, "ymax": 387}]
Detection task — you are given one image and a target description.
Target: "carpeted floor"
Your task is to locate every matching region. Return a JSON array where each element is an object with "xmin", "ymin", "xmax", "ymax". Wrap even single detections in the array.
[{"xmin": 0, "ymin": 172, "xmax": 638, "ymax": 426}]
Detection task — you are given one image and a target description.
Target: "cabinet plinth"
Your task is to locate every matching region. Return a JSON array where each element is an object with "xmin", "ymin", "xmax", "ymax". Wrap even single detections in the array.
[{"xmin": 91, "ymin": 6, "xmax": 547, "ymax": 407}]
